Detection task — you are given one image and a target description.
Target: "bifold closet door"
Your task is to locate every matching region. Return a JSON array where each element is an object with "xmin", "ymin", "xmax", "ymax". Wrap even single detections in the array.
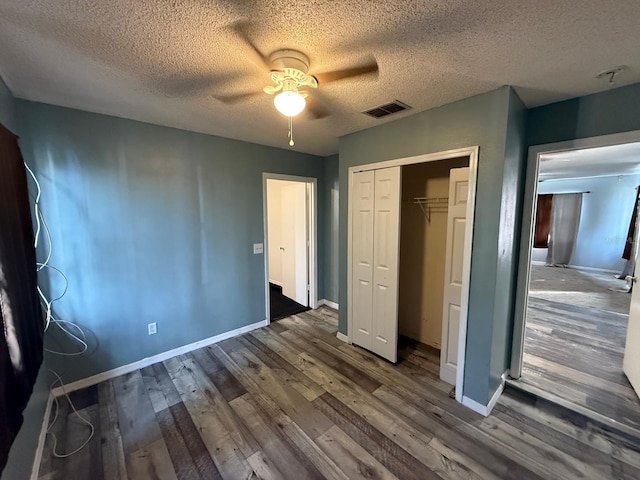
[
  {"xmin": 440, "ymin": 166, "xmax": 470, "ymax": 385},
  {"xmin": 352, "ymin": 170, "xmax": 375, "ymax": 349},
  {"xmin": 352, "ymin": 167, "xmax": 401, "ymax": 363}
]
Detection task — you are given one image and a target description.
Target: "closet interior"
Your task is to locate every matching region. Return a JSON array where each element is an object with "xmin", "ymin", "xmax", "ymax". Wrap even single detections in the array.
[{"xmin": 398, "ymin": 156, "xmax": 470, "ymax": 383}]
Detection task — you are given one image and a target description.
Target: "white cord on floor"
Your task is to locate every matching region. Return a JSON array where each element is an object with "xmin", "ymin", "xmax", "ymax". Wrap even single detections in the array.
[
  {"xmin": 47, "ymin": 369, "xmax": 95, "ymax": 458},
  {"xmin": 24, "ymin": 161, "xmax": 96, "ymax": 458}
]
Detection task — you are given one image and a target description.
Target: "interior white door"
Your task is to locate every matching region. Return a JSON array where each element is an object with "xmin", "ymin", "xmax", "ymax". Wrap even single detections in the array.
[
  {"xmin": 371, "ymin": 167, "xmax": 401, "ymax": 362},
  {"xmin": 281, "ymin": 183, "xmax": 308, "ymax": 305},
  {"xmin": 623, "ymin": 208, "xmax": 640, "ymax": 400},
  {"xmin": 440, "ymin": 167, "xmax": 470, "ymax": 385},
  {"xmin": 352, "ymin": 170, "xmax": 375, "ymax": 349}
]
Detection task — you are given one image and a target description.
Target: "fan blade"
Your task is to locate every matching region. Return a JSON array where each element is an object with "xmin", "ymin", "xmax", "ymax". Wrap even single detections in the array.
[
  {"xmin": 154, "ymin": 72, "xmax": 241, "ymax": 97},
  {"xmin": 213, "ymin": 91, "xmax": 263, "ymax": 104},
  {"xmin": 305, "ymin": 95, "xmax": 331, "ymax": 120},
  {"xmin": 313, "ymin": 59, "xmax": 379, "ymax": 85},
  {"xmin": 227, "ymin": 20, "xmax": 271, "ymax": 71}
]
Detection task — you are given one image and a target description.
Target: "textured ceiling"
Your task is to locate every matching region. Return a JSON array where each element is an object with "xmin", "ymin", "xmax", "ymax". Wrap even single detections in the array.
[
  {"xmin": 1, "ymin": 1, "xmax": 640, "ymax": 156},
  {"xmin": 540, "ymin": 143, "xmax": 640, "ymax": 180}
]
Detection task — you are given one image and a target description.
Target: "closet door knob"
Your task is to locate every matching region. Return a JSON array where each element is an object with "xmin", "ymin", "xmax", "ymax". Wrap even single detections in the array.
[{"xmin": 280, "ymin": 247, "xmax": 285, "ymax": 251}]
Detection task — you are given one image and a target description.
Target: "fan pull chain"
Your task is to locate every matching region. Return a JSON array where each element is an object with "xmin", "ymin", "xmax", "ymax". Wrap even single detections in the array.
[{"xmin": 288, "ymin": 116, "xmax": 295, "ymax": 147}]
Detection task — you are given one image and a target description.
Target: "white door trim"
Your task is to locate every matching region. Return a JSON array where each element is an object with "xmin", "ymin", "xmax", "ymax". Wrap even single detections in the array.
[
  {"xmin": 510, "ymin": 129, "xmax": 640, "ymax": 378},
  {"xmin": 263, "ymin": 173, "xmax": 318, "ymax": 324},
  {"xmin": 347, "ymin": 146, "xmax": 479, "ymax": 402}
]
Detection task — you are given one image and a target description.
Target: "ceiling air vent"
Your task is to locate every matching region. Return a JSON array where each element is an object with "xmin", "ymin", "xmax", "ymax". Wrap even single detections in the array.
[{"xmin": 364, "ymin": 100, "xmax": 412, "ymax": 119}]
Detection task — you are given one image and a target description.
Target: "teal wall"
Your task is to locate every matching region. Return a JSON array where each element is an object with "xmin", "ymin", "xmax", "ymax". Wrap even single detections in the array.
[
  {"xmin": 17, "ymin": 100, "xmax": 325, "ymax": 384},
  {"xmin": 0, "ymin": 79, "xmax": 50, "ymax": 480},
  {"xmin": 323, "ymin": 154, "xmax": 339, "ymax": 304},
  {"xmin": 489, "ymin": 88, "xmax": 527, "ymax": 392},
  {"xmin": 527, "ymin": 82, "xmax": 640, "ymax": 146},
  {"xmin": 338, "ymin": 86, "xmax": 524, "ymax": 404}
]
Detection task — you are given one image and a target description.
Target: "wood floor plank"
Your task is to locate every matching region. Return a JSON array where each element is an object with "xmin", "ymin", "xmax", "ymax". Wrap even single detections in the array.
[
  {"xmin": 224, "ymin": 344, "xmax": 334, "ymax": 440},
  {"xmin": 126, "ymin": 438, "xmax": 178, "ymax": 480},
  {"xmin": 497, "ymin": 391, "xmax": 640, "ymax": 471},
  {"xmin": 293, "ymin": 351, "xmax": 486, "ymax": 479},
  {"xmin": 245, "ymin": 450, "xmax": 283, "ymax": 480},
  {"xmin": 192, "ymin": 346, "xmax": 247, "ymax": 402},
  {"xmin": 155, "ymin": 407, "xmax": 203, "ymax": 480},
  {"xmin": 181, "ymin": 352, "xmax": 261, "ymax": 459},
  {"xmin": 229, "ymin": 393, "xmax": 324, "ymax": 480},
  {"xmin": 37, "ymin": 306, "xmax": 640, "ymax": 480},
  {"xmin": 278, "ymin": 328, "xmax": 383, "ymax": 393},
  {"xmin": 167, "ymin": 355, "xmax": 250, "ymax": 479},
  {"xmin": 313, "ymin": 392, "xmax": 438, "ymax": 480},
  {"xmin": 315, "ymin": 425, "xmax": 399, "ymax": 480},
  {"xmin": 239, "ymin": 332, "xmax": 326, "ymax": 401},
  {"xmin": 372, "ymin": 386, "xmax": 534, "ymax": 480},
  {"xmin": 98, "ymin": 380, "xmax": 127, "ymax": 480}
]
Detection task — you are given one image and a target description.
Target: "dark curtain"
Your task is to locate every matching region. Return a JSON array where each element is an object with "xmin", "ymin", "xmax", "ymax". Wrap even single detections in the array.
[
  {"xmin": 534, "ymin": 194, "xmax": 553, "ymax": 248},
  {"xmin": 0, "ymin": 123, "xmax": 43, "ymax": 472},
  {"xmin": 622, "ymin": 186, "xmax": 640, "ymax": 260}
]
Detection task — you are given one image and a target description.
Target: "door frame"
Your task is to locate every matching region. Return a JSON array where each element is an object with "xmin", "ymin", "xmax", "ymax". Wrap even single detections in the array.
[
  {"xmin": 510, "ymin": 129, "xmax": 640, "ymax": 378},
  {"xmin": 347, "ymin": 146, "xmax": 479, "ymax": 402},
  {"xmin": 263, "ymin": 173, "xmax": 318, "ymax": 325}
]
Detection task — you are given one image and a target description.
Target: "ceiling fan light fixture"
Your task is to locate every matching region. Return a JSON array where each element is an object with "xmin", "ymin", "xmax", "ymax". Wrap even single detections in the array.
[{"xmin": 274, "ymin": 90, "xmax": 306, "ymax": 117}]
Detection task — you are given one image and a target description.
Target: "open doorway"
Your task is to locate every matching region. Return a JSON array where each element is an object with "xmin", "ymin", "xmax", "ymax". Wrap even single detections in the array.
[
  {"xmin": 511, "ymin": 136, "xmax": 640, "ymax": 435},
  {"xmin": 263, "ymin": 174, "xmax": 317, "ymax": 322}
]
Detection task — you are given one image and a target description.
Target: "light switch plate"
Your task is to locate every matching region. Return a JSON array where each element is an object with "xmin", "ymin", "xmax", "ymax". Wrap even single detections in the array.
[
  {"xmin": 148, "ymin": 322, "xmax": 157, "ymax": 335},
  {"xmin": 253, "ymin": 243, "xmax": 264, "ymax": 254}
]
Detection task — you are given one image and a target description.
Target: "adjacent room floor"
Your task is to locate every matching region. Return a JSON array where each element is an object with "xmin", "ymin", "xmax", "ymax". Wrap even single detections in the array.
[
  {"xmin": 39, "ymin": 306, "xmax": 640, "ymax": 479},
  {"xmin": 269, "ymin": 282, "xmax": 310, "ymax": 321},
  {"xmin": 518, "ymin": 264, "xmax": 640, "ymax": 436}
]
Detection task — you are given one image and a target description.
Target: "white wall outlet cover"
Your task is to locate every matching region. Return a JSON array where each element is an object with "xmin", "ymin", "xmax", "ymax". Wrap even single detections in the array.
[
  {"xmin": 253, "ymin": 243, "xmax": 264, "ymax": 254},
  {"xmin": 148, "ymin": 322, "xmax": 157, "ymax": 335}
]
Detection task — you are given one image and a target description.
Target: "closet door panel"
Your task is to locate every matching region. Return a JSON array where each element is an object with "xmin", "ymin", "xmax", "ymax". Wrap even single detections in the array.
[
  {"xmin": 352, "ymin": 170, "xmax": 375, "ymax": 348},
  {"xmin": 372, "ymin": 167, "xmax": 401, "ymax": 362},
  {"xmin": 440, "ymin": 167, "xmax": 470, "ymax": 385}
]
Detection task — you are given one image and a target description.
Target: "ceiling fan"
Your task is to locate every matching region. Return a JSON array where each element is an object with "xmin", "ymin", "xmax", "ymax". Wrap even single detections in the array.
[{"xmin": 211, "ymin": 22, "xmax": 379, "ymax": 146}]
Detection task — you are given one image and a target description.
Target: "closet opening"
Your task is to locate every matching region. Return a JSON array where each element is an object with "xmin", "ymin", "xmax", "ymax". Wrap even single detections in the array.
[
  {"xmin": 399, "ymin": 157, "xmax": 470, "ymax": 386},
  {"xmin": 347, "ymin": 147, "xmax": 479, "ymax": 402}
]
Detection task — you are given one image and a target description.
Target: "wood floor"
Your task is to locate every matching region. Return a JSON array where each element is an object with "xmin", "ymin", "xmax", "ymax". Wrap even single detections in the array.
[
  {"xmin": 519, "ymin": 296, "xmax": 640, "ymax": 436},
  {"xmin": 38, "ymin": 307, "xmax": 640, "ymax": 479}
]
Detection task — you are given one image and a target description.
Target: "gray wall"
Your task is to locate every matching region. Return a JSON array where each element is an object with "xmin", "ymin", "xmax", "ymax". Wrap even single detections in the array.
[
  {"xmin": 322, "ymin": 154, "xmax": 339, "ymax": 304},
  {"xmin": 534, "ymin": 175, "xmax": 640, "ymax": 272},
  {"xmin": 1, "ymin": 78, "xmax": 50, "ymax": 480},
  {"xmin": 17, "ymin": 100, "xmax": 325, "ymax": 384},
  {"xmin": 338, "ymin": 86, "xmax": 525, "ymax": 404}
]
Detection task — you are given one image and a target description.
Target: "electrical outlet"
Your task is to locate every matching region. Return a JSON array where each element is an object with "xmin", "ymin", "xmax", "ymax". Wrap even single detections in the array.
[
  {"xmin": 253, "ymin": 243, "xmax": 264, "ymax": 254},
  {"xmin": 148, "ymin": 322, "xmax": 157, "ymax": 335}
]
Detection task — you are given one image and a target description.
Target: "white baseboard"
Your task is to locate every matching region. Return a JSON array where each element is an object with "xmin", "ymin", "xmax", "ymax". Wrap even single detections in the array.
[
  {"xmin": 461, "ymin": 371, "xmax": 506, "ymax": 416},
  {"xmin": 269, "ymin": 279, "xmax": 283, "ymax": 287},
  {"xmin": 51, "ymin": 319, "xmax": 268, "ymax": 397},
  {"xmin": 568, "ymin": 264, "xmax": 620, "ymax": 274},
  {"xmin": 30, "ymin": 393, "xmax": 53, "ymax": 480},
  {"xmin": 318, "ymin": 299, "xmax": 339, "ymax": 310},
  {"xmin": 531, "ymin": 260, "xmax": 619, "ymax": 275},
  {"xmin": 336, "ymin": 332, "xmax": 349, "ymax": 343}
]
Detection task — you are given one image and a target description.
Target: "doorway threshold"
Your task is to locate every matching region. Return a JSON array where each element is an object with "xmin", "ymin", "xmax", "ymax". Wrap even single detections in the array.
[{"xmin": 505, "ymin": 378, "xmax": 640, "ymax": 442}]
